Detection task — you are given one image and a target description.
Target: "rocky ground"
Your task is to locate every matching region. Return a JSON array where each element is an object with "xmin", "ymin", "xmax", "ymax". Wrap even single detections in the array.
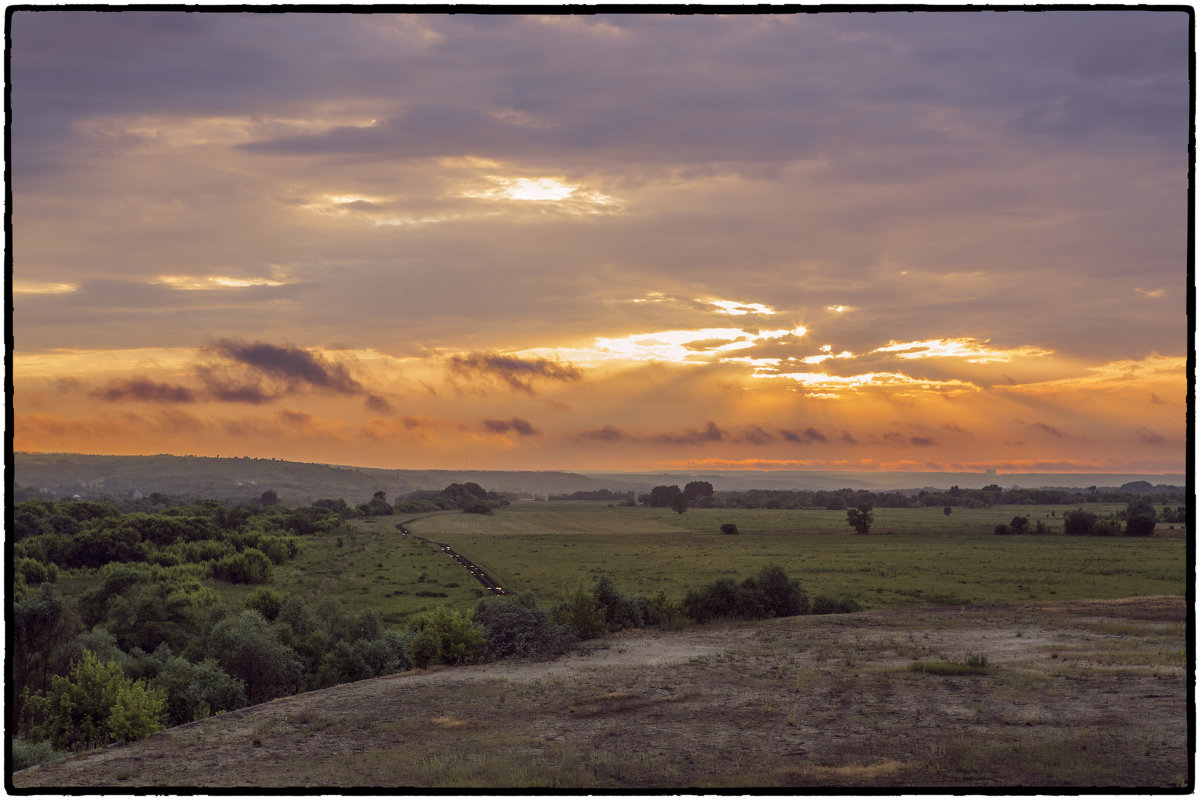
[{"xmin": 12, "ymin": 595, "xmax": 1189, "ymax": 790}]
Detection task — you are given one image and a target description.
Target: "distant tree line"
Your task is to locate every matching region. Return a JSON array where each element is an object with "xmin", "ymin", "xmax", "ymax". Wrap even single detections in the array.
[{"xmin": 634, "ymin": 482, "xmax": 1185, "ymax": 513}]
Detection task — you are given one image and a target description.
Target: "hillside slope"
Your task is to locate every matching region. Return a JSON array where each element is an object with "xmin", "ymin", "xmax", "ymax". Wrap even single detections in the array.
[{"xmin": 12, "ymin": 598, "xmax": 1187, "ymax": 790}]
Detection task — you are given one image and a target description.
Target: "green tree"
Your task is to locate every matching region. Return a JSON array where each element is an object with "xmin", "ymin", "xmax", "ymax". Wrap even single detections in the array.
[
  {"xmin": 551, "ymin": 586, "xmax": 608, "ymax": 640},
  {"xmin": 719, "ymin": 523, "xmax": 740, "ymax": 535},
  {"xmin": 671, "ymin": 493, "xmax": 689, "ymax": 514},
  {"xmin": 1124, "ymin": 499, "xmax": 1157, "ymax": 537},
  {"xmin": 846, "ymin": 504, "xmax": 873, "ymax": 534},
  {"xmin": 25, "ymin": 651, "xmax": 166, "ymax": 750},
  {"xmin": 1064, "ymin": 509, "xmax": 1097, "ymax": 535},
  {"xmin": 204, "ymin": 610, "xmax": 303, "ymax": 705},
  {"xmin": 406, "ymin": 606, "xmax": 485, "ymax": 666}
]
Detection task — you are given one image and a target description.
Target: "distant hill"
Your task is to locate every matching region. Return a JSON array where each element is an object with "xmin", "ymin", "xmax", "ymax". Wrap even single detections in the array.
[{"xmin": 11, "ymin": 453, "xmax": 1185, "ymax": 507}]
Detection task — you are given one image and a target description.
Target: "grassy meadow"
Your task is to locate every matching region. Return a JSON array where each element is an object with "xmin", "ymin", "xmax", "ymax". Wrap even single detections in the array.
[{"xmin": 249, "ymin": 501, "xmax": 1185, "ymax": 618}]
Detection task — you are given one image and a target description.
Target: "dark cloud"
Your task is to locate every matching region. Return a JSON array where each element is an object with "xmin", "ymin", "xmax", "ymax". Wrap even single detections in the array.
[
  {"xmin": 194, "ymin": 366, "xmax": 278, "ymax": 405},
  {"xmin": 90, "ymin": 377, "xmax": 196, "ymax": 403},
  {"xmin": 910, "ymin": 437, "xmax": 936, "ymax": 447},
  {"xmin": 1136, "ymin": 427, "xmax": 1166, "ymax": 445},
  {"xmin": 448, "ymin": 352, "xmax": 582, "ymax": 394},
  {"xmin": 210, "ymin": 338, "xmax": 365, "ymax": 395},
  {"xmin": 778, "ymin": 427, "xmax": 827, "ymax": 444},
  {"xmin": 1025, "ymin": 421, "xmax": 1067, "ymax": 439},
  {"xmin": 482, "ymin": 417, "xmax": 542, "ymax": 437},
  {"xmin": 736, "ymin": 425, "xmax": 775, "ymax": 445},
  {"xmin": 650, "ymin": 421, "xmax": 725, "ymax": 446},
  {"xmin": 365, "ymin": 394, "xmax": 394, "ymax": 414},
  {"xmin": 577, "ymin": 424, "xmax": 626, "ymax": 442},
  {"xmin": 191, "ymin": 338, "xmax": 389, "ymax": 408},
  {"xmin": 841, "ymin": 431, "xmax": 858, "ymax": 445}
]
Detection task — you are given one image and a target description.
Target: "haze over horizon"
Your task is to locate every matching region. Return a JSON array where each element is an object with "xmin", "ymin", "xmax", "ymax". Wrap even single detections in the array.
[{"xmin": 11, "ymin": 10, "xmax": 1190, "ymax": 474}]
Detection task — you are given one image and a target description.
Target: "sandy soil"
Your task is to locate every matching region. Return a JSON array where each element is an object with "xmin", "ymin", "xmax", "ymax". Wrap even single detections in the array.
[{"xmin": 12, "ymin": 596, "xmax": 1188, "ymax": 790}]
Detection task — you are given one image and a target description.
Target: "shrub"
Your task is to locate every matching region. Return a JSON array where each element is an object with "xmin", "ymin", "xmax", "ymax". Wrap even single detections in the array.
[
  {"xmin": 152, "ymin": 656, "xmax": 247, "ymax": 726},
  {"xmin": 551, "ymin": 587, "xmax": 608, "ymax": 640},
  {"xmin": 406, "ymin": 606, "xmax": 485, "ymax": 666},
  {"xmin": 244, "ymin": 587, "xmax": 285, "ymax": 622},
  {"xmin": 637, "ymin": 590, "xmax": 687, "ymax": 630},
  {"xmin": 25, "ymin": 651, "xmax": 166, "ymax": 751},
  {"xmin": 993, "ymin": 524, "xmax": 1011, "ymax": 536},
  {"xmin": 11, "ymin": 737, "xmax": 65, "ymax": 771},
  {"xmin": 719, "ymin": 523, "xmax": 740, "ymax": 535},
  {"xmin": 811, "ymin": 593, "xmax": 861, "ymax": 615},
  {"xmin": 474, "ymin": 594, "xmax": 575, "ymax": 661},
  {"xmin": 593, "ymin": 575, "xmax": 644, "ymax": 631},
  {"xmin": 684, "ymin": 566, "xmax": 809, "ymax": 623},
  {"xmin": 1063, "ymin": 509, "xmax": 1097, "ymax": 535}
]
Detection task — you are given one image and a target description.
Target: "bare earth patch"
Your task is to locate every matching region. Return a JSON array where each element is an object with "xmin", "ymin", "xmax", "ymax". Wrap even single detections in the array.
[{"xmin": 12, "ymin": 596, "xmax": 1188, "ymax": 790}]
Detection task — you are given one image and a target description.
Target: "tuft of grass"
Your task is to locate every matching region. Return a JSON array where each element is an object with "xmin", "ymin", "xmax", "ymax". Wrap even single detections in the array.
[{"xmin": 908, "ymin": 658, "xmax": 992, "ymax": 676}]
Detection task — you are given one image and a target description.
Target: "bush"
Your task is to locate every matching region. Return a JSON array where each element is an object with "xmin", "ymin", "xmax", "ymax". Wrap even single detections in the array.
[
  {"xmin": 637, "ymin": 590, "xmax": 687, "ymax": 630},
  {"xmin": 474, "ymin": 594, "xmax": 575, "ymax": 661},
  {"xmin": 11, "ymin": 737, "xmax": 65, "ymax": 771},
  {"xmin": 551, "ymin": 587, "xmax": 608, "ymax": 640},
  {"xmin": 406, "ymin": 606, "xmax": 485, "ymax": 666},
  {"xmin": 24, "ymin": 650, "xmax": 166, "ymax": 751},
  {"xmin": 1063, "ymin": 509, "xmax": 1097, "ymax": 535},
  {"xmin": 684, "ymin": 567, "xmax": 809, "ymax": 623},
  {"xmin": 719, "ymin": 523, "xmax": 740, "ymax": 535},
  {"xmin": 811, "ymin": 594, "xmax": 861, "ymax": 615},
  {"xmin": 152, "ymin": 656, "xmax": 247, "ymax": 726},
  {"xmin": 592, "ymin": 575, "xmax": 644, "ymax": 631},
  {"xmin": 244, "ymin": 587, "xmax": 285, "ymax": 622}
]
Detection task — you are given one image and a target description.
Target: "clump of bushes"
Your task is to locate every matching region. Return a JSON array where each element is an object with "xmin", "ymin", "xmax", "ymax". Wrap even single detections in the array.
[
  {"xmin": 811, "ymin": 593, "xmax": 862, "ymax": 615},
  {"xmin": 683, "ymin": 566, "xmax": 811, "ymax": 623},
  {"xmin": 474, "ymin": 593, "xmax": 575, "ymax": 661},
  {"xmin": 406, "ymin": 606, "xmax": 485, "ymax": 669}
]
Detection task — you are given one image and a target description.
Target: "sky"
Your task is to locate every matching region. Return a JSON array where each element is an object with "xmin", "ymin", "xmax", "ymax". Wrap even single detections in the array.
[{"xmin": 9, "ymin": 9, "xmax": 1191, "ymax": 473}]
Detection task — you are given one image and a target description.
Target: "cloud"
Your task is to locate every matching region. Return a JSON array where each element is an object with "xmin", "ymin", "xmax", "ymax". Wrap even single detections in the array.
[
  {"xmin": 576, "ymin": 424, "xmax": 626, "ymax": 442},
  {"xmin": 90, "ymin": 377, "xmax": 197, "ymax": 403},
  {"xmin": 482, "ymin": 417, "xmax": 542, "ymax": 437},
  {"xmin": 1023, "ymin": 420, "xmax": 1067, "ymax": 439},
  {"xmin": 210, "ymin": 338, "xmax": 365, "ymax": 394},
  {"xmin": 192, "ymin": 338, "xmax": 390, "ymax": 410},
  {"xmin": 448, "ymin": 352, "xmax": 582, "ymax": 394},
  {"xmin": 736, "ymin": 425, "xmax": 775, "ymax": 445},
  {"xmin": 1136, "ymin": 427, "xmax": 1166, "ymax": 445},
  {"xmin": 778, "ymin": 427, "xmax": 827, "ymax": 444},
  {"xmin": 650, "ymin": 420, "xmax": 725, "ymax": 446}
]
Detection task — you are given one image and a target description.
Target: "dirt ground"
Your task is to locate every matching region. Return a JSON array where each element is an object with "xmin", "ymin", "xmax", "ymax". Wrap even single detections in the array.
[{"xmin": 11, "ymin": 596, "xmax": 1190, "ymax": 790}]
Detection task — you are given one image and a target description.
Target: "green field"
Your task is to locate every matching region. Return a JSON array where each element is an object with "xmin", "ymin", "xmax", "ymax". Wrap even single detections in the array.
[{"xmin": 249, "ymin": 501, "xmax": 1186, "ymax": 616}]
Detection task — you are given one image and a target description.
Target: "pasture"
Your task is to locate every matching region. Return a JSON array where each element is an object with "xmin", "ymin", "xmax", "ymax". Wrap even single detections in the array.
[{"xmin": 260, "ymin": 502, "xmax": 1184, "ymax": 618}]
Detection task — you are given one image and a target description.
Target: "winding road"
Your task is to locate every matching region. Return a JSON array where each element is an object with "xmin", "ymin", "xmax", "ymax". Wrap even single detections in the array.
[{"xmin": 396, "ymin": 520, "xmax": 508, "ymax": 596}]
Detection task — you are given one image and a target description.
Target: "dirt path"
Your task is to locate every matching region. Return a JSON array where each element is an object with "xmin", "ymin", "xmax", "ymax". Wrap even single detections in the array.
[{"xmin": 13, "ymin": 596, "xmax": 1188, "ymax": 790}]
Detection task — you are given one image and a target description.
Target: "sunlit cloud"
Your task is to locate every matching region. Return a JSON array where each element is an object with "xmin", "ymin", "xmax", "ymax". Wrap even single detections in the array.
[
  {"xmin": 458, "ymin": 175, "xmax": 617, "ymax": 213},
  {"xmin": 14, "ymin": 281, "xmax": 81, "ymax": 295},
  {"xmin": 541, "ymin": 326, "xmax": 806, "ymax": 365},
  {"xmin": 757, "ymin": 369, "xmax": 979, "ymax": 397},
  {"xmin": 708, "ymin": 299, "xmax": 776, "ymax": 316},
  {"xmin": 156, "ymin": 275, "xmax": 291, "ymax": 290},
  {"xmin": 873, "ymin": 338, "xmax": 1053, "ymax": 363}
]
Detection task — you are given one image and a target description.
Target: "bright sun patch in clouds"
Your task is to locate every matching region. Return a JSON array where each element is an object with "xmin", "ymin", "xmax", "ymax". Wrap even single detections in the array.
[
  {"xmin": 874, "ymin": 338, "xmax": 1053, "ymax": 363},
  {"xmin": 156, "ymin": 275, "xmax": 290, "ymax": 290},
  {"xmin": 532, "ymin": 325, "xmax": 805, "ymax": 365},
  {"xmin": 459, "ymin": 176, "xmax": 616, "ymax": 211},
  {"xmin": 708, "ymin": 299, "xmax": 776, "ymax": 316}
]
